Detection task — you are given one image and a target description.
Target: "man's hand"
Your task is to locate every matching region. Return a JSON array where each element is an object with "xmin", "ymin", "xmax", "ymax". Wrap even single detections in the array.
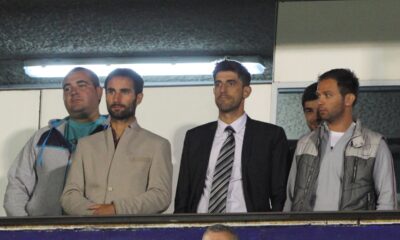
[{"xmin": 88, "ymin": 204, "xmax": 116, "ymax": 216}]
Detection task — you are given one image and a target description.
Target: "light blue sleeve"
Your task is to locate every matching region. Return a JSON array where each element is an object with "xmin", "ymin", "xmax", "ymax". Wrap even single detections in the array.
[{"xmin": 373, "ymin": 139, "xmax": 397, "ymax": 210}]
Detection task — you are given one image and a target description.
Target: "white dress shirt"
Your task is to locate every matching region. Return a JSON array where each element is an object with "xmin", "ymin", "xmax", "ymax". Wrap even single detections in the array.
[{"xmin": 197, "ymin": 113, "xmax": 248, "ymax": 213}]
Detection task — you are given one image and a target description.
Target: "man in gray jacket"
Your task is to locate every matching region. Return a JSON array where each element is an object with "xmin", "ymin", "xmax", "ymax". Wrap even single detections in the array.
[
  {"xmin": 284, "ymin": 68, "xmax": 397, "ymax": 211},
  {"xmin": 4, "ymin": 67, "xmax": 107, "ymax": 216},
  {"xmin": 61, "ymin": 68, "xmax": 172, "ymax": 215}
]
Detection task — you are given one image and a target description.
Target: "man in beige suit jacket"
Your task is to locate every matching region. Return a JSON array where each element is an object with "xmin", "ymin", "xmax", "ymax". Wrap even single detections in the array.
[{"xmin": 61, "ymin": 68, "xmax": 172, "ymax": 215}]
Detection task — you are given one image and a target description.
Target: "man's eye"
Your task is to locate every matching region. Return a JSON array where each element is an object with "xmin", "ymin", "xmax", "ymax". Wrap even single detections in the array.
[{"xmin": 63, "ymin": 87, "xmax": 71, "ymax": 92}]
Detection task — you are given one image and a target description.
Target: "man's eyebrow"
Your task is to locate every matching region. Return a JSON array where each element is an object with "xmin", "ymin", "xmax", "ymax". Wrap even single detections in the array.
[
  {"xmin": 215, "ymin": 79, "xmax": 236, "ymax": 81},
  {"xmin": 76, "ymin": 79, "xmax": 90, "ymax": 84},
  {"xmin": 318, "ymin": 89, "xmax": 331, "ymax": 93},
  {"xmin": 120, "ymin": 88, "xmax": 133, "ymax": 91}
]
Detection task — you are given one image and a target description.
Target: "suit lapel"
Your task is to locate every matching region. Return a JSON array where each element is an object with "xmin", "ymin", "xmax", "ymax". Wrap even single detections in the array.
[
  {"xmin": 241, "ymin": 117, "xmax": 255, "ymax": 211},
  {"xmin": 242, "ymin": 117, "xmax": 254, "ymax": 173},
  {"xmin": 114, "ymin": 124, "xmax": 139, "ymax": 160},
  {"xmin": 105, "ymin": 127, "xmax": 116, "ymax": 168},
  {"xmin": 198, "ymin": 122, "xmax": 218, "ymax": 182}
]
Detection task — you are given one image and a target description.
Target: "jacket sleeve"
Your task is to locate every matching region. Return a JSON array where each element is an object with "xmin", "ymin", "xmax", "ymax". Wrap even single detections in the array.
[
  {"xmin": 3, "ymin": 135, "xmax": 38, "ymax": 216},
  {"xmin": 283, "ymin": 152, "xmax": 298, "ymax": 212},
  {"xmin": 174, "ymin": 131, "xmax": 191, "ymax": 213},
  {"xmin": 374, "ymin": 139, "xmax": 397, "ymax": 210},
  {"xmin": 270, "ymin": 127, "xmax": 291, "ymax": 211},
  {"xmin": 112, "ymin": 139, "xmax": 173, "ymax": 214},
  {"xmin": 61, "ymin": 141, "xmax": 95, "ymax": 215}
]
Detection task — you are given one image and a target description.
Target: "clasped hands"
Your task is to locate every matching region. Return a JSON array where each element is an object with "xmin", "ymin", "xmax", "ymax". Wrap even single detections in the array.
[{"xmin": 88, "ymin": 203, "xmax": 116, "ymax": 215}]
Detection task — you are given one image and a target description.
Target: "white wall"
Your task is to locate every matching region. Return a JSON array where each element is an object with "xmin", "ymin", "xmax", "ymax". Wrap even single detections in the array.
[
  {"xmin": 274, "ymin": 0, "xmax": 400, "ymax": 83},
  {"xmin": 271, "ymin": 0, "xmax": 400, "ymax": 122},
  {"xmin": 0, "ymin": 91, "xmax": 40, "ymax": 216}
]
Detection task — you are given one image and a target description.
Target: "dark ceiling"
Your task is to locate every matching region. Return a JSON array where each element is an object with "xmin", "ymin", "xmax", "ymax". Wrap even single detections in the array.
[
  {"xmin": 0, "ymin": 0, "xmax": 279, "ymax": 87},
  {"xmin": 0, "ymin": 0, "xmax": 277, "ymax": 60}
]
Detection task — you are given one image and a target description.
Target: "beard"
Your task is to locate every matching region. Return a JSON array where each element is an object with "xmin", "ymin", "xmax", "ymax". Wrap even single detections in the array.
[
  {"xmin": 215, "ymin": 95, "xmax": 242, "ymax": 113},
  {"xmin": 107, "ymin": 99, "xmax": 137, "ymax": 120},
  {"xmin": 319, "ymin": 103, "xmax": 345, "ymax": 124}
]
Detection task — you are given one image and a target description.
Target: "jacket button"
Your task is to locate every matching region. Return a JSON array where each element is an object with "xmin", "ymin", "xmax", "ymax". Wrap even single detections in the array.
[{"xmin": 108, "ymin": 187, "xmax": 113, "ymax": 192}]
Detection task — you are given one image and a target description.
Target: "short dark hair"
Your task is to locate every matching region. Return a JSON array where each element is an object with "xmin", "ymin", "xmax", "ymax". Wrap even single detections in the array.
[
  {"xmin": 302, "ymin": 82, "xmax": 318, "ymax": 108},
  {"xmin": 64, "ymin": 67, "xmax": 100, "ymax": 87},
  {"xmin": 318, "ymin": 68, "xmax": 359, "ymax": 106},
  {"xmin": 213, "ymin": 59, "xmax": 251, "ymax": 86},
  {"xmin": 204, "ymin": 224, "xmax": 239, "ymax": 240},
  {"xmin": 104, "ymin": 68, "xmax": 144, "ymax": 94}
]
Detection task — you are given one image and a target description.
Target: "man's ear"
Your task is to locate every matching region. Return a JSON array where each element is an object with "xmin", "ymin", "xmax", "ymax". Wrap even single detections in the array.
[
  {"xmin": 243, "ymin": 86, "xmax": 252, "ymax": 99},
  {"xmin": 96, "ymin": 86, "xmax": 103, "ymax": 103},
  {"xmin": 136, "ymin": 93, "xmax": 144, "ymax": 105},
  {"xmin": 345, "ymin": 93, "xmax": 356, "ymax": 106}
]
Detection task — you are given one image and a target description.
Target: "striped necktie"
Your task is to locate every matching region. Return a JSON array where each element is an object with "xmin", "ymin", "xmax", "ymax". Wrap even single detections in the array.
[{"xmin": 208, "ymin": 126, "xmax": 235, "ymax": 213}]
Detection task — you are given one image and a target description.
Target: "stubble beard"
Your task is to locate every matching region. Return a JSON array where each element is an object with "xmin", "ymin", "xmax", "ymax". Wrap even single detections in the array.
[
  {"xmin": 215, "ymin": 96, "xmax": 242, "ymax": 113},
  {"xmin": 321, "ymin": 103, "xmax": 346, "ymax": 125},
  {"xmin": 108, "ymin": 100, "xmax": 137, "ymax": 121}
]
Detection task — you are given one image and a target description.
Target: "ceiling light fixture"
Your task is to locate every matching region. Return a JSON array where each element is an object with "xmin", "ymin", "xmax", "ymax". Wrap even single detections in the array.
[{"xmin": 23, "ymin": 58, "xmax": 266, "ymax": 78}]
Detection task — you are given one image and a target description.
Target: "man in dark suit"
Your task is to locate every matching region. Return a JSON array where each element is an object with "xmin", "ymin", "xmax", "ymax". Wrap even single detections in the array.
[{"xmin": 174, "ymin": 60, "xmax": 290, "ymax": 213}]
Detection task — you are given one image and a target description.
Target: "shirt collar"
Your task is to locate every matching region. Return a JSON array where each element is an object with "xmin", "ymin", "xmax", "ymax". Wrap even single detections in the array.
[
  {"xmin": 107, "ymin": 117, "xmax": 140, "ymax": 129},
  {"xmin": 217, "ymin": 113, "xmax": 247, "ymax": 135}
]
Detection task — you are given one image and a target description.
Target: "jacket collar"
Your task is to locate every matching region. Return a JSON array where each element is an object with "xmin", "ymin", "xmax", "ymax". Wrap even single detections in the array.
[
  {"xmin": 104, "ymin": 116, "xmax": 140, "ymax": 130},
  {"xmin": 319, "ymin": 119, "xmax": 364, "ymax": 148},
  {"xmin": 349, "ymin": 119, "xmax": 364, "ymax": 148},
  {"xmin": 49, "ymin": 115, "xmax": 109, "ymax": 129}
]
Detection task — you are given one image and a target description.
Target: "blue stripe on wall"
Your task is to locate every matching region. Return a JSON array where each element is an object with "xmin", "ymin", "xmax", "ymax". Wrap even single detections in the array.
[{"xmin": 1, "ymin": 224, "xmax": 399, "ymax": 240}]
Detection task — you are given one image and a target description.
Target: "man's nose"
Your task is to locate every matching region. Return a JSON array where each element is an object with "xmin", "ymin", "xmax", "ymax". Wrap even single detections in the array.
[
  {"xmin": 318, "ymin": 97, "xmax": 324, "ymax": 105},
  {"xmin": 112, "ymin": 92, "xmax": 122, "ymax": 102},
  {"xmin": 70, "ymin": 86, "xmax": 78, "ymax": 95},
  {"xmin": 219, "ymin": 83, "xmax": 227, "ymax": 93}
]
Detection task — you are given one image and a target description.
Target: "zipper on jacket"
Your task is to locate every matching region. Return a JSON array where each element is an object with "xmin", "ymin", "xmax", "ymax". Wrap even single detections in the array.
[
  {"xmin": 339, "ymin": 140, "xmax": 352, "ymax": 209},
  {"xmin": 351, "ymin": 158, "xmax": 358, "ymax": 183},
  {"xmin": 306, "ymin": 167, "xmax": 313, "ymax": 187}
]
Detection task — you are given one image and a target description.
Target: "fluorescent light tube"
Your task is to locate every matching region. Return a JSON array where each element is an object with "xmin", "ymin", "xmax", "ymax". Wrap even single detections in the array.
[{"xmin": 24, "ymin": 62, "xmax": 265, "ymax": 78}]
